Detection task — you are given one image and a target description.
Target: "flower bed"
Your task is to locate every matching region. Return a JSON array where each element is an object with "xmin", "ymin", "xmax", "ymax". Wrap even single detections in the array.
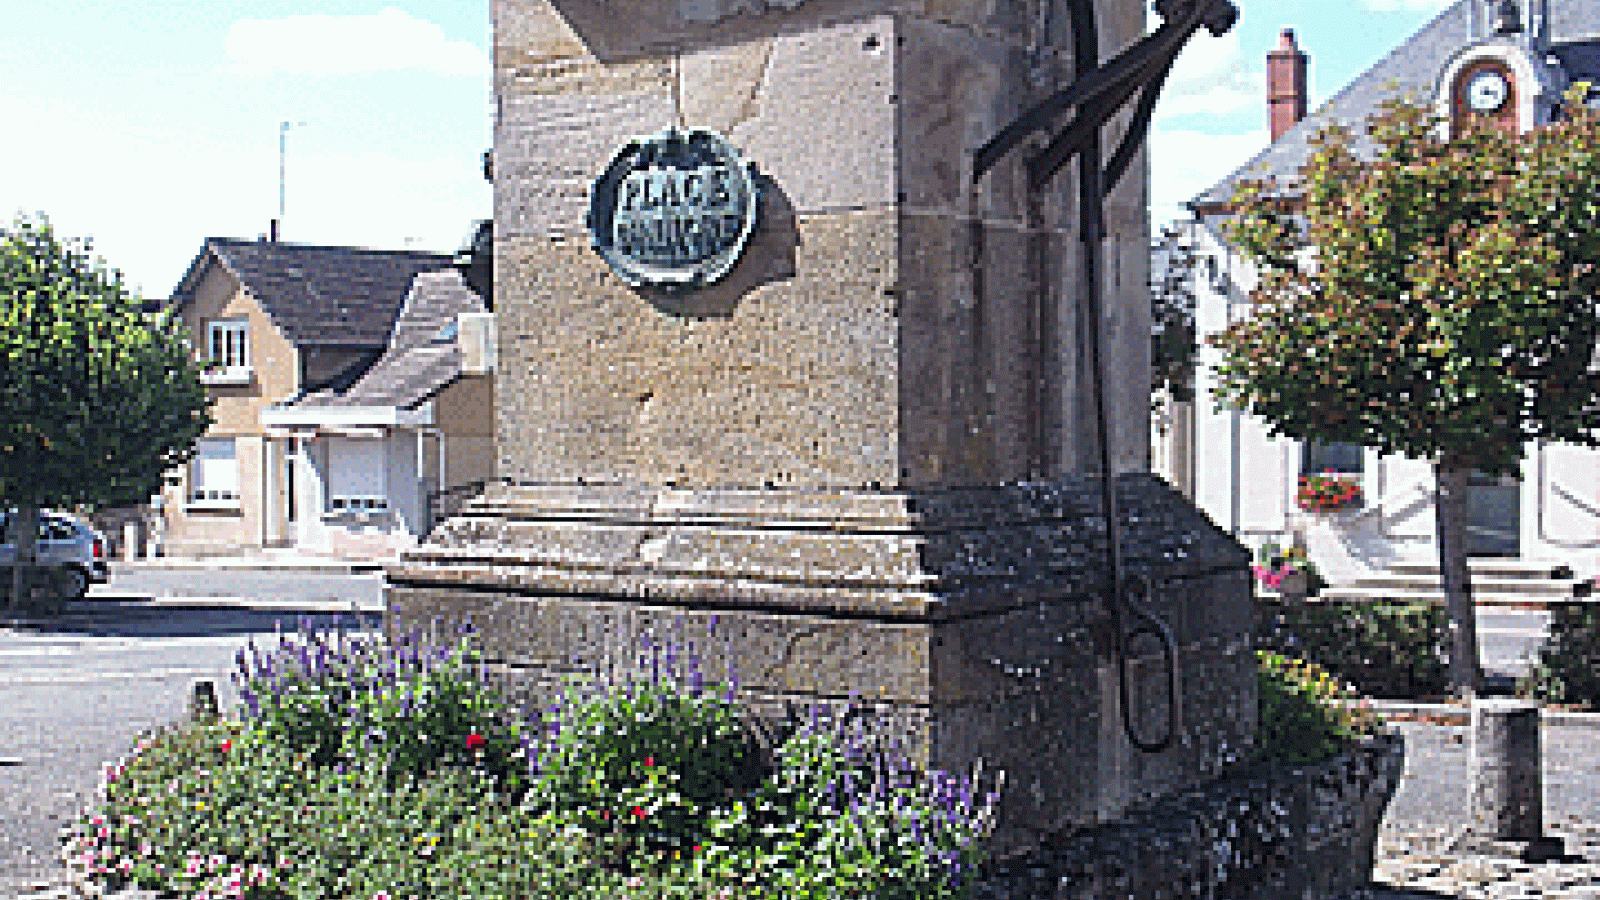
[{"xmin": 60, "ymin": 614, "xmax": 1004, "ymax": 900}]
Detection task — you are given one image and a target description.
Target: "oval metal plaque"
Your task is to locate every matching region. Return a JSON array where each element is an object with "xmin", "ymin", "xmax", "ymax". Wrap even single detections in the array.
[{"xmin": 587, "ymin": 126, "xmax": 760, "ymax": 290}]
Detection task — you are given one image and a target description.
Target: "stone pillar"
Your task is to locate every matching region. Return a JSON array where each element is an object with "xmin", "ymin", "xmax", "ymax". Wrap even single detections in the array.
[
  {"xmin": 123, "ymin": 521, "xmax": 140, "ymax": 562},
  {"xmin": 387, "ymin": 0, "xmax": 1257, "ymax": 867},
  {"xmin": 1471, "ymin": 698, "xmax": 1541, "ymax": 840},
  {"xmin": 189, "ymin": 678, "xmax": 219, "ymax": 726},
  {"xmin": 1466, "ymin": 698, "xmax": 1565, "ymax": 861}
]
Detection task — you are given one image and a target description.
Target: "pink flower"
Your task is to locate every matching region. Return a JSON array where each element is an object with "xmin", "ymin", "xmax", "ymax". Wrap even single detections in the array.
[
  {"xmin": 644, "ymin": 756, "xmax": 654, "ymax": 767},
  {"xmin": 220, "ymin": 740, "xmax": 232, "ymax": 753},
  {"xmin": 1252, "ymin": 565, "xmax": 1285, "ymax": 590}
]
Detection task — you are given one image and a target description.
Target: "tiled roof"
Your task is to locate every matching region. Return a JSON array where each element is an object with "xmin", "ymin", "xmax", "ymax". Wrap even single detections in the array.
[
  {"xmin": 1193, "ymin": 0, "xmax": 1600, "ymax": 214},
  {"xmin": 292, "ymin": 268, "xmax": 488, "ymax": 410},
  {"xmin": 1192, "ymin": 0, "xmax": 1476, "ymax": 210},
  {"xmin": 1550, "ymin": 0, "xmax": 1600, "ymax": 42},
  {"xmin": 168, "ymin": 239, "xmax": 456, "ymax": 349}
]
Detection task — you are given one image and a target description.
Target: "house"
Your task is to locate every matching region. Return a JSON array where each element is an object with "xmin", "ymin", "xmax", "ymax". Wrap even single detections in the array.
[
  {"xmin": 156, "ymin": 225, "xmax": 496, "ymax": 560},
  {"xmin": 1153, "ymin": 0, "xmax": 1600, "ymax": 585}
]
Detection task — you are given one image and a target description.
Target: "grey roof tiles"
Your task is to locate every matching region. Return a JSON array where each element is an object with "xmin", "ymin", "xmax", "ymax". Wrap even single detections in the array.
[
  {"xmin": 292, "ymin": 268, "xmax": 488, "ymax": 411},
  {"xmin": 169, "ymin": 239, "xmax": 456, "ymax": 349}
]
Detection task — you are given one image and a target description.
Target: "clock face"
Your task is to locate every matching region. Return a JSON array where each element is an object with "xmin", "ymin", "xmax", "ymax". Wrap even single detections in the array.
[{"xmin": 1468, "ymin": 69, "xmax": 1510, "ymax": 112}]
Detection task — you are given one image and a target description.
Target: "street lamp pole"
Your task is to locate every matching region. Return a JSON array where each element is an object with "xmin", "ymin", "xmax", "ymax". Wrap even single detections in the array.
[{"xmin": 277, "ymin": 120, "xmax": 307, "ymax": 240}]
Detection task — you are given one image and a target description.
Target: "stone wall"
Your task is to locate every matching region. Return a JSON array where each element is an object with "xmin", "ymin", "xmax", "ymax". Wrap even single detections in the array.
[{"xmin": 966, "ymin": 733, "xmax": 1405, "ymax": 900}]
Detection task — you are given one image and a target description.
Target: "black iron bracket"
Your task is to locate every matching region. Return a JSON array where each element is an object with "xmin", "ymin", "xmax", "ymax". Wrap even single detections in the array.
[{"xmin": 972, "ymin": 0, "xmax": 1239, "ymax": 756}]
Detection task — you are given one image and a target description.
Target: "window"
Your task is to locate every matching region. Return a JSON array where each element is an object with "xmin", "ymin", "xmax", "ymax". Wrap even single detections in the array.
[
  {"xmin": 190, "ymin": 438, "xmax": 240, "ymax": 506},
  {"xmin": 207, "ymin": 320, "xmax": 249, "ymax": 369},
  {"xmin": 1302, "ymin": 440, "xmax": 1363, "ymax": 475},
  {"xmin": 326, "ymin": 437, "xmax": 388, "ymax": 517}
]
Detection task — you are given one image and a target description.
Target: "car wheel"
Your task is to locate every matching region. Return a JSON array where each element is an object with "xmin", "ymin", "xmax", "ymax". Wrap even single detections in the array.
[{"xmin": 59, "ymin": 566, "xmax": 90, "ymax": 600}]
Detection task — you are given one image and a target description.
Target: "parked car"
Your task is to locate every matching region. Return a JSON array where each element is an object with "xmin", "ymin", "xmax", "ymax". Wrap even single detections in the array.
[{"xmin": 0, "ymin": 510, "xmax": 110, "ymax": 600}]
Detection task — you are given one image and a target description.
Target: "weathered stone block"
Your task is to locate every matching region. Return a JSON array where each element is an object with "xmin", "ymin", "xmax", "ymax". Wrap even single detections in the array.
[{"xmin": 388, "ymin": 474, "xmax": 1255, "ymax": 861}]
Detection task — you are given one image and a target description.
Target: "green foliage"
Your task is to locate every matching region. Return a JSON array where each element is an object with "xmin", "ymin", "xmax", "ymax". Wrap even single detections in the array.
[
  {"xmin": 65, "ymin": 617, "xmax": 1003, "ymax": 900},
  {"xmin": 1150, "ymin": 222, "xmax": 1200, "ymax": 420},
  {"xmin": 1254, "ymin": 651, "xmax": 1386, "ymax": 767},
  {"xmin": 517, "ymin": 673, "xmax": 770, "ymax": 871},
  {"xmin": 230, "ymin": 623, "xmax": 529, "ymax": 796},
  {"xmin": 1209, "ymin": 95, "xmax": 1600, "ymax": 480},
  {"xmin": 1257, "ymin": 599, "xmax": 1449, "ymax": 699},
  {"xmin": 0, "ymin": 214, "xmax": 212, "ymax": 511},
  {"xmin": 1518, "ymin": 602, "xmax": 1600, "ymax": 711}
]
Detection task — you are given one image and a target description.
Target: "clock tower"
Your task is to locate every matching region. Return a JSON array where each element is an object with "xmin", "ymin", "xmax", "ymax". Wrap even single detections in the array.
[
  {"xmin": 1453, "ymin": 58, "xmax": 1519, "ymax": 132},
  {"xmin": 1433, "ymin": 0, "xmax": 1569, "ymax": 137}
]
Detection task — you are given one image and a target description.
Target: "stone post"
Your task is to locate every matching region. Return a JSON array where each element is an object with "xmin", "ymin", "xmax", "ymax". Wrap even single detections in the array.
[
  {"xmin": 1466, "ymin": 698, "xmax": 1565, "ymax": 861},
  {"xmin": 189, "ymin": 678, "xmax": 219, "ymax": 726},
  {"xmin": 123, "ymin": 521, "xmax": 140, "ymax": 562}
]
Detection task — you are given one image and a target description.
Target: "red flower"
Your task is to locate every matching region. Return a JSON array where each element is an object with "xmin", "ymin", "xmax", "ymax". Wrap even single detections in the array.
[
  {"xmin": 220, "ymin": 740, "xmax": 232, "ymax": 753},
  {"xmin": 465, "ymin": 733, "xmax": 486, "ymax": 750},
  {"xmin": 644, "ymin": 756, "xmax": 653, "ymax": 767},
  {"xmin": 632, "ymin": 806, "xmax": 646, "ymax": 818}
]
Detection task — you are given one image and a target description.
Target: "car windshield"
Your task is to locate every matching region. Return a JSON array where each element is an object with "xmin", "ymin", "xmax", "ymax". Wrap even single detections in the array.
[{"xmin": 0, "ymin": 515, "xmax": 79, "ymax": 543}]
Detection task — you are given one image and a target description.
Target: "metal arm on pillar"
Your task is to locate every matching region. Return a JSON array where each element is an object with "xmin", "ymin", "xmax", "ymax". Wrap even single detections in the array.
[{"xmin": 972, "ymin": 0, "xmax": 1239, "ymax": 755}]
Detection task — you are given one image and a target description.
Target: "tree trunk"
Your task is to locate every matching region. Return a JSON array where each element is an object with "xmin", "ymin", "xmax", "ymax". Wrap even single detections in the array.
[
  {"xmin": 6, "ymin": 504, "xmax": 39, "ymax": 615},
  {"xmin": 1436, "ymin": 461, "xmax": 1484, "ymax": 699}
]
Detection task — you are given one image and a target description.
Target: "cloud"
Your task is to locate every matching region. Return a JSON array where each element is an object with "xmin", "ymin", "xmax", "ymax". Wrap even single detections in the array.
[
  {"xmin": 1156, "ymin": 25, "xmax": 1263, "ymax": 117},
  {"xmin": 1359, "ymin": 0, "xmax": 1453, "ymax": 10},
  {"xmin": 1147, "ymin": 127, "xmax": 1271, "ymax": 228},
  {"xmin": 224, "ymin": 7, "xmax": 487, "ymax": 76}
]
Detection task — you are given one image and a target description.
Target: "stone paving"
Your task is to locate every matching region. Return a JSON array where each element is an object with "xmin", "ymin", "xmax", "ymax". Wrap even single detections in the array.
[{"xmin": 1348, "ymin": 824, "xmax": 1600, "ymax": 899}]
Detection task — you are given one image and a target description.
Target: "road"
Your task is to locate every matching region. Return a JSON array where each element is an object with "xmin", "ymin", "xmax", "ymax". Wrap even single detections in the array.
[{"xmin": 0, "ymin": 568, "xmax": 385, "ymax": 896}]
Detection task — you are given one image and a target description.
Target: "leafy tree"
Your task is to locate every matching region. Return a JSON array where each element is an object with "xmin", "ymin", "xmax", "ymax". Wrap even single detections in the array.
[
  {"xmin": 1208, "ymin": 87, "xmax": 1600, "ymax": 698},
  {"xmin": 1150, "ymin": 222, "xmax": 1200, "ymax": 430},
  {"xmin": 0, "ymin": 214, "xmax": 213, "ymax": 612}
]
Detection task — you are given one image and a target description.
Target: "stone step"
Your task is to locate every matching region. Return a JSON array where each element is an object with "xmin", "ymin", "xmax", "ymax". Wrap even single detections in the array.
[
  {"xmin": 1342, "ymin": 577, "xmax": 1588, "ymax": 596},
  {"xmin": 1268, "ymin": 585, "xmax": 1595, "ymax": 609},
  {"xmin": 1383, "ymin": 559, "xmax": 1580, "ymax": 581}
]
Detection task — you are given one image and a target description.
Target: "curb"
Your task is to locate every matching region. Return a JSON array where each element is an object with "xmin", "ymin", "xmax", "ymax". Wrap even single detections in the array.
[
  {"xmin": 110, "ymin": 559, "xmax": 388, "ymax": 574},
  {"xmin": 1336, "ymin": 698, "xmax": 1600, "ymax": 728},
  {"xmin": 0, "ymin": 596, "xmax": 387, "ymax": 626}
]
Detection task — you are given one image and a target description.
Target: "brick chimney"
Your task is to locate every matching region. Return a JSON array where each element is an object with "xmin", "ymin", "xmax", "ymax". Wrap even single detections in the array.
[{"xmin": 1267, "ymin": 28, "xmax": 1308, "ymax": 141}]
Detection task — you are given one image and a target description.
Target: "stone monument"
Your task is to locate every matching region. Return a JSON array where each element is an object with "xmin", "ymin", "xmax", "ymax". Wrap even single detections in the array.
[{"xmin": 387, "ymin": 0, "xmax": 1255, "ymax": 865}]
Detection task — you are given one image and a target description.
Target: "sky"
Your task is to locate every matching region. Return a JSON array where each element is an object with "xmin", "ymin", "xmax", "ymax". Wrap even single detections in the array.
[{"xmin": 0, "ymin": 0, "xmax": 1459, "ymax": 300}]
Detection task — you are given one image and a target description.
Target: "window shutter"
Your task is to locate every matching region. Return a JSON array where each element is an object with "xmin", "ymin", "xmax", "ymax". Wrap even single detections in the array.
[{"xmin": 193, "ymin": 438, "xmax": 239, "ymax": 501}]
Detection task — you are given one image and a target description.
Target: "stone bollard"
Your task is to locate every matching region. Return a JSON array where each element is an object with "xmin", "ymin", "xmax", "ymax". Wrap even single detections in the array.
[
  {"xmin": 123, "ymin": 521, "xmax": 140, "ymax": 562},
  {"xmin": 189, "ymin": 678, "xmax": 219, "ymax": 726},
  {"xmin": 1465, "ymin": 698, "xmax": 1566, "ymax": 861}
]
